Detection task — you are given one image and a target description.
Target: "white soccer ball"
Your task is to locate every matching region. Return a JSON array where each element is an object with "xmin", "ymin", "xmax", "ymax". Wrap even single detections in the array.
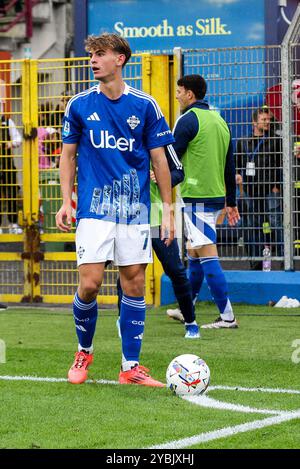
[{"xmin": 166, "ymin": 354, "xmax": 210, "ymax": 396}]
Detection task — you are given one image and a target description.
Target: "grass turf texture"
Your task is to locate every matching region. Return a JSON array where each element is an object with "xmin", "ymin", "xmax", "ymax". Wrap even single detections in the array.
[{"xmin": 0, "ymin": 303, "xmax": 299, "ymax": 449}]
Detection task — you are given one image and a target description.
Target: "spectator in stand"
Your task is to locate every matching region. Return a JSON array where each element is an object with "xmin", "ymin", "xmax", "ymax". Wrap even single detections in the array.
[
  {"xmin": 50, "ymin": 91, "xmax": 74, "ymax": 167},
  {"xmin": 0, "ymin": 111, "xmax": 22, "ymax": 234},
  {"xmin": 235, "ymin": 106, "xmax": 283, "ymax": 269},
  {"xmin": 50, "ymin": 90, "xmax": 74, "ymax": 128},
  {"xmin": 38, "ymin": 102, "xmax": 57, "ymax": 169},
  {"xmin": 266, "ymin": 80, "xmax": 300, "ymax": 137}
]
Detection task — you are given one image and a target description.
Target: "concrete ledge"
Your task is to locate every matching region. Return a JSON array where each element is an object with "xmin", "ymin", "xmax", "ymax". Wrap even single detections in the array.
[{"xmin": 161, "ymin": 271, "xmax": 300, "ymax": 305}]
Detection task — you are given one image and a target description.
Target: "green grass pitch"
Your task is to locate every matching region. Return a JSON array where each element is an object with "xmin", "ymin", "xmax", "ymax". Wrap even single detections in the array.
[{"xmin": 0, "ymin": 303, "xmax": 299, "ymax": 449}]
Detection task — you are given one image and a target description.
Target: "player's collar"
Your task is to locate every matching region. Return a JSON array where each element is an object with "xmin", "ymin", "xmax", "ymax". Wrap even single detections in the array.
[{"xmin": 96, "ymin": 82, "xmax": 129, "ymax": 95}]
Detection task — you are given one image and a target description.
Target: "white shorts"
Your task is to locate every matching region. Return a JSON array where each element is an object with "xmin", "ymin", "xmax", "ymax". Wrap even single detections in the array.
[
  {"xmin": 76, "ymin": 218, "xmax": 153, "ymax": 267},
  {"xmin": 184, "ymin": 208, "xmax": 222, "ymax": 248}
]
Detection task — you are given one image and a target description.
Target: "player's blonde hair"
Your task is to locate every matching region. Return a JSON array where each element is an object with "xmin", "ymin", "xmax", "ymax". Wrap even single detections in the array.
[{"xmin": 85, "ymin": 33, "xmax": 132, "ymax": 67}]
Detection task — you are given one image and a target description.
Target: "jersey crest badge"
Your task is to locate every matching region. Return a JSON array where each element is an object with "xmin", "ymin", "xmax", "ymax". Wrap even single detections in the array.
[{"xmin": 127, "ymin": 115, "xmax": 140, "ymax": 130}]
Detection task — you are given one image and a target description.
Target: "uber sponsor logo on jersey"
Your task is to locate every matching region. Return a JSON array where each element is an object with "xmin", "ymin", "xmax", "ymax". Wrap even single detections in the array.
[{"xmin": 89, "ymin": 130, "xmax": 135, "ymax": 152}]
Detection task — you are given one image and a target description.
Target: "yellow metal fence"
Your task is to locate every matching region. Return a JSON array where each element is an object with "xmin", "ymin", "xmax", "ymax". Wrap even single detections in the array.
[{"xmin": 0, "ymin": 54, "xmax": 174, "ymax": 305}]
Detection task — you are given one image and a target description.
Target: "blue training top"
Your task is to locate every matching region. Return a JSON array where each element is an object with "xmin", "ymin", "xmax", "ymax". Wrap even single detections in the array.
[{"xmin": 62, "ymin": 83, "xmax": 175, "ymax": 224}]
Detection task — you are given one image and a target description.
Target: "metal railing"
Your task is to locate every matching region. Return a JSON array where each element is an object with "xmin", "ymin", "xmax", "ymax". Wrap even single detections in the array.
[{"xmin": 0, "ymin": 0, "xmax": 40, "ymax": 36}]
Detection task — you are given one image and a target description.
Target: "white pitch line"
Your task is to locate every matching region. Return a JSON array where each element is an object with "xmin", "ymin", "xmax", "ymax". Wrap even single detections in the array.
[
  {"xmin": 0, "ymin": 375, "xmax": 119, "ymax": 385},
  {"xmin": 148, "ymin": 410, "xmax": 300, "ymax": 449},
  {"xmin": 2, "ymin": 374, "xmax": 300, "ymax": 449},
  {"xmin": 0, "ymin": 375, "xmax": 300, "ymax": 395},
  {"xmin": 183, "ymin": 395, "xmax": 279, "ymax": 415},
  {"xmin": 210, "ymin": 385, "xmax": 300, "ymax": 395}
]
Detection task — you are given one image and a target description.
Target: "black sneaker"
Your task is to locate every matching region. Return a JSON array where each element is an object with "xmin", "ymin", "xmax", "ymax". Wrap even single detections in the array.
[{"xmin": 0, "ymin": 303, "xmax": 7, "ymax": 310}]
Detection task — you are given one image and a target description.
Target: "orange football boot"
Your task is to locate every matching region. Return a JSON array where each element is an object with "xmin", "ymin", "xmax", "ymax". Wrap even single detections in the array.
[
  {"xmin": 68, "ymin": 351, "xmax": 93, "ymax": 384},
  {"xmin": 119, "ymin": 365, "xmax": 165, "ymax": 387}
]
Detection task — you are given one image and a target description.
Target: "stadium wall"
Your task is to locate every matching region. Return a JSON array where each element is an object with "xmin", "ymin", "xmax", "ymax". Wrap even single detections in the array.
[{"xmin": 161, "ymin": 271, "xmax": 300, "ymax": 306}]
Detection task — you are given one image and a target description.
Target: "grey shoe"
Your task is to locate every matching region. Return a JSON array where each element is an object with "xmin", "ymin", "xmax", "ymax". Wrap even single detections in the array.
[
  {"xmin": 166, "ymin": 308, "xmax": 184, "ymax": 323},
  {"xmin": 201, "ymin": 317, "xmax": 238, "ymax": 329}
]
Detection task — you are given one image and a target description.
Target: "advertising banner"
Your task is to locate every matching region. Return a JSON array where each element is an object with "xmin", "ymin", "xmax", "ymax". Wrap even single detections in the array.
[{"xmin": 87, "ymin": 0, "xmax": 265, "ymax": 53}]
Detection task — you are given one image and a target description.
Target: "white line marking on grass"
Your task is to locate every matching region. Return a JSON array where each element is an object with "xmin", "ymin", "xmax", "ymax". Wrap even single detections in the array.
[
  {"xmin": 210, "ymin": 385, "xmax": 300, "ymax": 395},
  {"xmin": 148, "ymin": 410, "xmax": 300, "ymax": 449},
  {"xmin": 183, "ymin": 395, "xmax": 279, "ymax": 415},
  {"xmin": 0, "ymin": 375, "xmax": 119, "ymax": 385},
  {"xmin": 2, "ymin": 374, "xmax": 299, "ymax": 449},
  {"xmin": 0, "ymin": 376, "xmax": 300, "ymax": 395}
]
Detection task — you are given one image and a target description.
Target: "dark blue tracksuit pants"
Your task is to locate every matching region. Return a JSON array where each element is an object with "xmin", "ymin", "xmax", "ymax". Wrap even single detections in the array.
[{"xmin": 117, "ymin": 229, "xmax": 195, "ymax": 323}]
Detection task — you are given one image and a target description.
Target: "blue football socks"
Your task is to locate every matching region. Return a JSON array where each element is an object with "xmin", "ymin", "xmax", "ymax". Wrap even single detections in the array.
[
  {"xmin": 73, "ymin": 292, "xmax": 98, "ymax": 351},
  {"xmin": 120, "ymin": 295, "xmax": 146, "ymax": 371},
  {"xmin": 200, "ymin": 257, "xmax": 234, "ymax": 320}
]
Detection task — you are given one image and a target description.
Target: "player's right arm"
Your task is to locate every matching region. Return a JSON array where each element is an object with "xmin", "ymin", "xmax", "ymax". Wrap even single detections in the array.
[{"xmin": 55, "ymin": 143, "xmax": 77, "ymax": 232}]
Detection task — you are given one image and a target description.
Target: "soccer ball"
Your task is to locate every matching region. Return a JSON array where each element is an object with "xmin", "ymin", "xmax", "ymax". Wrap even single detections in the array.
[{"xmin": 166, "ymin": 354, "xmax": 210, "ymax": 396}]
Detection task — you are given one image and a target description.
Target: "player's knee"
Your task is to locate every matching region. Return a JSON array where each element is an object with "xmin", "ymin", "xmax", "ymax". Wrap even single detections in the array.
[
  {"xmin": 122, "ymin": 273, "xmax": 145, "ymax": 297},
  {"xmin": 79, "ymin": 278, "xmax": 100, "ymax": 300}
]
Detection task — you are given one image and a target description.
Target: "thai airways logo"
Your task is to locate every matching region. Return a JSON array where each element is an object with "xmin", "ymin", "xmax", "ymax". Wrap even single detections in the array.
[
  {"xmin": 127, "ymin": 115, "xmax": 140, "ymax": 130},
  {"xmin": 90, "ymin": 130, "xmax": 135, "ymax": 152}
]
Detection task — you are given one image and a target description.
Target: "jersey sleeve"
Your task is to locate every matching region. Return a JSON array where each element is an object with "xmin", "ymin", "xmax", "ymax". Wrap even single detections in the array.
[
  {"xmin": 144, "ymin": 99, "xmax": 174, "ymax": 149},
  {"xmin": 62, "ymin": 99, "xmax": 82, "ymax": 143},
  {"xmin": 172, "ymin": 112, "xmax": 199, "ymax": 158},
  {"xmin": 165, "ymin": 144, "xmax": 184, "ymax": 187}
]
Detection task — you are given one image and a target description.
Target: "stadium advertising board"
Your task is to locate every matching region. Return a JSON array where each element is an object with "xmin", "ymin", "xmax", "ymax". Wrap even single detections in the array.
[{"xmin": 87, "ymin": 0, "xmax": 265, "ymax": 53}]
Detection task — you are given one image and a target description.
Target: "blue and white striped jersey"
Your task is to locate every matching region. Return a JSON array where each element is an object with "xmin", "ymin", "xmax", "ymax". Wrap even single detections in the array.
[{"xmin": 62, "ymin": 83, "xmax": 174, "ymax": 224}]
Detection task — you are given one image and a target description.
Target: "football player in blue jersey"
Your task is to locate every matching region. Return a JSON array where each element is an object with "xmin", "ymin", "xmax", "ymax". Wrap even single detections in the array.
[
  {"xmin": 56, "ymin": 33, "xmax": 175, "ymax": 387},
  {"xmin": 116, "ymin": 150, "xmax": 201, "ymax": 340}
]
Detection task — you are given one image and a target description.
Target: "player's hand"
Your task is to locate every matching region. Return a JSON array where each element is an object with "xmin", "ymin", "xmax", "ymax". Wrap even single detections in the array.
[
  {"xmin": 150, "ymin": 170, "xmax": 157, "ymax": 184},
  {"xmin": 161, "ymin": 204, "xmax": 175, "ymax": 246},
  {"xmin": 226, "ymin": 206, "xmax": 240, "ymax": 226},
  {"xmin": 56, "ymin": 204, "xmax": 72, "ymax": 232},
  {"xmin": 235, "ymin": 173, "xmax": 243, "ymax": 184}
]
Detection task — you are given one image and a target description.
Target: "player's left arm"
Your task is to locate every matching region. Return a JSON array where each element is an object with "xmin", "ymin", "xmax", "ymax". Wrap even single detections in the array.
[
  {"xmin": 151, "ymin": 145, "xmax": 184, "ymax": 187},
  {"xmin": 150, "ymin": 147, "xmax": 174, "ymax": 246}
]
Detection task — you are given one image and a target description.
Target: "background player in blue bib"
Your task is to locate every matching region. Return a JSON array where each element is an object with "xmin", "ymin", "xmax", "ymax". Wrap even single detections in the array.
[{"xmin": 56, "ymin": 33, "xmax": 175, "ymax": 387}]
